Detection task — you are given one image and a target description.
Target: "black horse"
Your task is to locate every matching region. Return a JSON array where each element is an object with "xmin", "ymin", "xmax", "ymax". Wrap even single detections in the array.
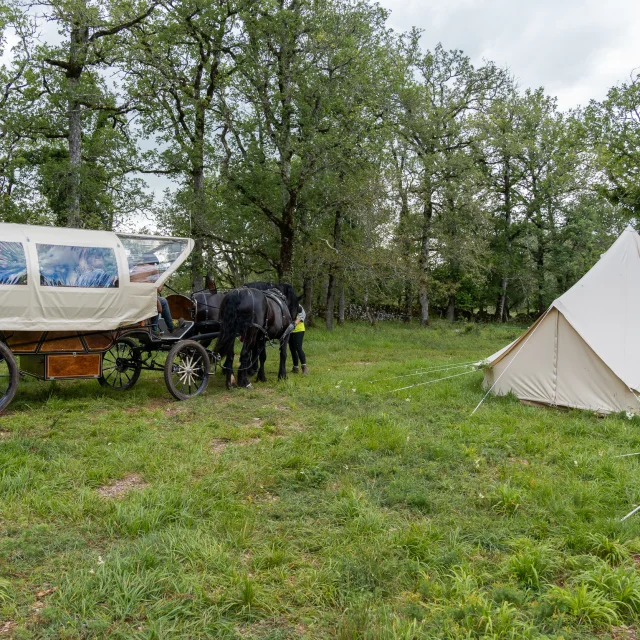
[
  {"xmin": 243, "ymin": 282, "xmax": 300, "ymax": 379},
  {"xmin": 214, "ymin": 287, "xmax": 293, "ymax": 388},
  {"xmin": 192, "ymin": 275, "xmax": 225, "ymax": 348},
  {"xmin": 244, "ymin": 281, "xmax": 299, "ymax": 322}
]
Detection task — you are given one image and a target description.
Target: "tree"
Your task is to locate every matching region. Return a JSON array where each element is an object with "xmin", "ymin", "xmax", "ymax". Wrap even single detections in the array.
[
  {"xmin": 0, "ymin": 0, "xmax": 41, "ymax": 222},
  {"xmin": 127, "ymin": 0, "xmax": 242, "ymax": 289},
  {"xmin": 32, "ymin": 0, "xmax": 155, "ymax": 227},
  {"xmin": 476, "ymin": 85, "xmax": 526, "ymax": 321},
  {"xmin": 395, "ymin": 40, "xmax": 506, "ymax": 324},
  {"xmin": 388, "ymin": 138, "xmax": 421, "ymax": 321},
  {"xmin": 221, "ymin": 0, "xmax": 394, "ymax": 280},
  {"xmin": 516, "ymin": 90, "xmax": 585, "ymax": 314},
  {"xmin": 585, "ymin": 70, "xmax": 640, "ymax": 220}
]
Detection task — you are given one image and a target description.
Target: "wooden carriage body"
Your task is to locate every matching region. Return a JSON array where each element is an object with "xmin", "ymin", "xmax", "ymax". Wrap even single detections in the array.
[
  {"xmin": 0, "ymin": 293, "xmax": 198, "ymax": 381},
  {"xmin": 0, "ymin": 224, "xmax": 194, "ymax": 383}
]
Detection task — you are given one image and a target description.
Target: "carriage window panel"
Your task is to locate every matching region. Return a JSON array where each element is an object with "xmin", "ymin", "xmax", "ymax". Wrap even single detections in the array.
[
  {"xmin": 118, "ymin": 237, "xmax": 189, "ymax": 284},
  {"xmin": 0, "ymin": 241, "xmax": 28, "ymax": 285},
  {"xmin": 36, "ymin": 245, "xmax": 119, "ymax": 288}
]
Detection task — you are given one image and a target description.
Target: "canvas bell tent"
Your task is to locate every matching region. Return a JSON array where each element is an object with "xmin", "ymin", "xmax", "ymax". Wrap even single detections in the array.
[{"xmin": 483, "ymin": 226, "xmax": 640, "ymax": 414}]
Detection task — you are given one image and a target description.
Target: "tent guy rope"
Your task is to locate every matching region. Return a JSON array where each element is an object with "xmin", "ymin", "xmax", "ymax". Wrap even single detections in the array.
[
  {"xmin": 621, "ymin": 503, "xmax": 640, "ymax": 522},
  {"xmin": 388, "ymin": 369, "xmax": 478, "ymax": 393},
  {"xmin": 370, "ymin": 361, "xmax": 477, "ymax": 383}
]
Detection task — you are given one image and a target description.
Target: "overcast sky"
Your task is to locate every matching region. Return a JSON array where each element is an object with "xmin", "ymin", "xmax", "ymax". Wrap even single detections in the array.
[{"xmin": 378, "ymin": 0, "xmax": 640, "ymax": 110}]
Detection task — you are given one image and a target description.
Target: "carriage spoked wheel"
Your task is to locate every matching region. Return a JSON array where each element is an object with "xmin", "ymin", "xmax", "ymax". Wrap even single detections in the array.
[
  {"xmin": 0, "ymin": 342, "xmax": 19, "ymax": 413},
  {"xmin": 164, "ymin": 340, "xmax": 210, "ymax": 401},
  {"xmin": 99, "ymin": 337, "xmax": 142, "ymax": 391}
]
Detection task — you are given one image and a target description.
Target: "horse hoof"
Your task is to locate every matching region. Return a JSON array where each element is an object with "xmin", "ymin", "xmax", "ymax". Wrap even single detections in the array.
[{"xmin": 245, "ymin": 383, "xmax": 254, "ymax": 390}]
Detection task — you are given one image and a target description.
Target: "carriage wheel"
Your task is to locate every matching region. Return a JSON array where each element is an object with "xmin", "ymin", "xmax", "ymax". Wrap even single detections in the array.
[
  {"xmin": 0, "ymin": 342, "xmax": 19, "ymax": 414},
  {"xmin": 98, "ymin": 338, "xmax": 142, "ymax": 391},
  {"xmin": 164, "ymin": 340, "xmax": 210, "ymax": 401}
]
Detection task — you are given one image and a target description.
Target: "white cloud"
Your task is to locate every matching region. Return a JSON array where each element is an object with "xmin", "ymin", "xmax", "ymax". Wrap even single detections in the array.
[{"xmin": 379, "ymin": 0, "xmax": 640, "ymax": 109}]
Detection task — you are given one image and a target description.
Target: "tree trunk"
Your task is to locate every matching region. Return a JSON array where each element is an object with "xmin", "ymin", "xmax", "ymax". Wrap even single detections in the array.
[
  {"xmin": 338, "ymin": 282, "xmax": 345, "ymax": 325},
  {"xmin": 418, "ymin": 185, "xmax": 433, "ymax": 327},
  {"xmin": 364, "ymin": 288, "xmax": 375, "ymax": 326},
  {"xmin": 66, "ymin": 25, "xmax": 88, "ymax": 228},
  {"xmin": 494, "ymin": 291, "xmax": 503, "ymax": 322},
  {"xmin": 325, "ymin": 274, "xmax": 336, "ymax": 330},
  {"xmin": 191, "ymin": 105, "xmax": 207, "ymax": 292},
  {"xmin": 495, "ymin": 158, "xmax": 512, "ymax": 322},
  {"xmin": 67, "ymin": 90, "xmax": 82, "ymax": 227},
  {"xmin": 404, "ymin": 283, "xmax": 412, "ymax": 322},
  {"xmin": 397, "ymin": 163, "xmax": 413, "ymax": 324},
  {"xmin": 303, "ymin": 276, "xmax": 314, "ymax": 327},
  {"xmin": 191, "ymin": 166, "xmax": 206, "ymax": 292},
  {"xmin": 446, "ymin": 294, "xmax": 456, "ymax": 322},
  {"xmin": 496, "ymin": 277, "xmax": 507, "ymax": 322},
  {"xmin": 325, "ymin": 205, "xmax": 343, "ymax": 330},
  {"xmin": 278, "ymin": 210, "xmax": 295, "ymax": 281},
  {"xmin": 536, "ymin": 241, "xmax": 545, "ymax": 316}
]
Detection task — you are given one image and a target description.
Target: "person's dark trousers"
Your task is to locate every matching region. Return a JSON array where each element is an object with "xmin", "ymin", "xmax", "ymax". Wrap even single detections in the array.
[
  {"xmin": 152, "ymin": 296, "xmax": 175, "ymax": 331},
  {"xmin": 289, "ymin": 332, "xmax": 306, "ymax": 366}
]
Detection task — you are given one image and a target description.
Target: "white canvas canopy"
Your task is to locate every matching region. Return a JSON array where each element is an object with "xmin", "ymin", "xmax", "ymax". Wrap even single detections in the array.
[
  {"xmin": 483, "ymin": 226, "xmax": 640, "ymax": 414},
  {"xmin": 0, "ymin": 223, "xmax": 193, "ymax": 331}
]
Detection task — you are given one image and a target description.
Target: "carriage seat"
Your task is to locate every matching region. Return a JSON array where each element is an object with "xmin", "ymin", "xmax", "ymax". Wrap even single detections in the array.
[
  {"xmin": 157, "ymin": 319, "xmax": 194, "ymax": 340},
  {"xmin": 165, "ymin": 294, "xmax": 195, "ymax": 321}
]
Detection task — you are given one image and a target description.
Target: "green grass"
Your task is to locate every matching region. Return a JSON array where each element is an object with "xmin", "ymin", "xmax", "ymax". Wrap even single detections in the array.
[{"xmin": 3, "ymin": 321, "xmax": 640, "ymax": 638}]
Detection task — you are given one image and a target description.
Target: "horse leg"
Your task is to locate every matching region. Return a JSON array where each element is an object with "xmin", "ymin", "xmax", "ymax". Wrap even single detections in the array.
[
  {"xmin": 257, "ymin": 339, "xmax": 267, "ymax": 382},
  {"xmin": 224, "ymin": 345, "xmax": 235, "ymax": 389},
  {"xmin": 247, "ymin": 342, "xmax": 259, "ymax": 377},
  {"xmin": 238, "ymin": 341, "xmax": 252, "ymax": 388},
  {"xmin": 278, "ymin": 336, "xmax": 289, "ymax": 381}
]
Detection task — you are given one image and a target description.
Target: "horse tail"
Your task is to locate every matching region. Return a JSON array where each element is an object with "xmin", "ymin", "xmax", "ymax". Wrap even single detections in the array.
[{"xmin": 213, "ymin": 289, "xmax": 254, "ymax": 356}]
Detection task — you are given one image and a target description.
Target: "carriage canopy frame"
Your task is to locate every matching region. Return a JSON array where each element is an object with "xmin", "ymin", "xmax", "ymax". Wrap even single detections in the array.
[{"xmin": 0, "ymin": 223, "xmax": 193, "ymax": 331}]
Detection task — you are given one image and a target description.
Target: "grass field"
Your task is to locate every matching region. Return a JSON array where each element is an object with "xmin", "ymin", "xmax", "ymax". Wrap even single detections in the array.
[{"xmin": 3, "ymin": 322, "xmax": 640, "ymax": 639}]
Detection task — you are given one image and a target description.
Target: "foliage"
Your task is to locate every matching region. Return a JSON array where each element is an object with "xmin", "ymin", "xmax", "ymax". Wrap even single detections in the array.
[
  {"xmin": 584, "ymin": 70, "xmax": 640, "ymax": 219},
  {"xmin": 0, "ymin": 0, "xmax": 637, "ymax": 326},
  {"xmin": 3, "ymin": 323, "xmax": 640, "ymax": 637}
]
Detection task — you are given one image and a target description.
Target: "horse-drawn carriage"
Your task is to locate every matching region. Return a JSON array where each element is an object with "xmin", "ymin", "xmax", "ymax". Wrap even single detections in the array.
[{"xmin": 0, "ymin": 223, "xmax": 224, "ymax": 413}]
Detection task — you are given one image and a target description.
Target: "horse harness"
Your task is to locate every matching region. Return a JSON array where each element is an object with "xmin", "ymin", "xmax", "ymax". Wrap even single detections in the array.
[{"xmin": 244, "ymin": 287, "xmax": 294, "ymax": 340}]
